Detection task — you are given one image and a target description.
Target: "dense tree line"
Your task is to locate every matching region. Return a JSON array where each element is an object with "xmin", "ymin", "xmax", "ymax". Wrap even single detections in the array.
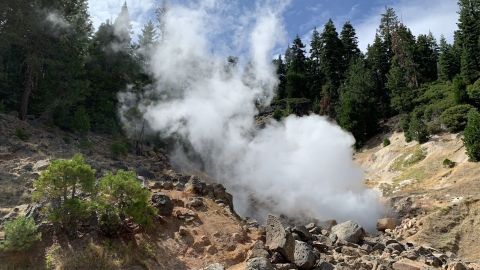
[
  {"xmin": 274, "ymin": 1, "xmax": 480, "ymax": 153},
  {"xmin": 0, "ymin": 0, "xmax": 158, "ymax": 135},
  {"xmin": 2, "ymin": 1, "xmax": 480, "ymax": 158}
]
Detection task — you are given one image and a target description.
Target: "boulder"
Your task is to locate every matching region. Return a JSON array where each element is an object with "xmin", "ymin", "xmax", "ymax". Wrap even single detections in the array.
[
  {"xmin": 136, "ymin": 167, "xmax": 155, "ymax": 179},
  {"xmin": 185, "ymin": 176, "xmax": 206, "ymax": 195},
  {"xmin": 201, "ymin": 263, "xmax": 224, "ymax": 270},
  {"xmin": 151, "ymin": 193, "xmax": 173, "ymax": 216},
  {"xmin": 392, "ymin": 259, "xmax": 428, "ymax": 270},
  {"xmin": 447, "ymin": 262, "xmax": 468, "ymax": 270},
  {"xmin": 292, "ymin": 240, "xmax": 316, "ymax": 270},
  {"xmin": 265, "ymin": 215, "xmax": 295, "ymax": 259},
  {"xmin": 246, "ymin": 257, "xmax": 274, "ymax": 270},
  {"xmin": 292, "ymin": 226, "xmax": 313, "ymax": 241},
  {"xmin": 331, "ymin": 221, "xmax": 365, "ymax": 244},
  {"xmin": 377, "ymin": 218, "xmax": 399, "ymax": 231}
]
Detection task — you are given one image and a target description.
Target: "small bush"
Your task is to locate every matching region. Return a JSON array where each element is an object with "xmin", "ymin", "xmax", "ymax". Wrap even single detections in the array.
[
  {"xmin": 71, "ymin": 106, "xmax": 91, "ymax": 135},
  {"xmin": 33, "ymin": 154, "xmax": 96, "ymax": 232},
  {"xmin": 463, "ymin": 109, "xmax": 480, "ymax": 161},
  {"xmin": 98, "ymin": 171, "xmax": 157, "ymax": 232},
  {"xmin": 404, "ymin": 147, "xmax": 427, "ymax": 167},
  {"xmin": 110, "ymin": 140, "xmax": 130, "ymax": 158},
  {"xmin": 443, "ymin": 159, "xmax": 456, "ymax": 168},
  {"xmin": 383, "ymin": 138, "xmax": 391, "ymax": 147},
  {"xmin": 440, "ymin": 104, "xmax": 475, "ymax": 132},
  {"xmin": 273, "ymin": 108, "xmax": 284, "ymax": 121},
  {"xmin": 467, "ymin": 78, "xmax": 480, "ymax": 107},
  {"xmin": 1, "ymin": 216, "xmax": 41, "ymax": 252},
  {"xmin": 15, "ymin": 128, "xmax": 30, "ymax": 141}
]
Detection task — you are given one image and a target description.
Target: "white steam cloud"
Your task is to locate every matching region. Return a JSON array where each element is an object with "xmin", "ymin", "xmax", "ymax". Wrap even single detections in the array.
[{"xmin": 120, "ymin": 0, "xmax": 383, "ymax": 228}]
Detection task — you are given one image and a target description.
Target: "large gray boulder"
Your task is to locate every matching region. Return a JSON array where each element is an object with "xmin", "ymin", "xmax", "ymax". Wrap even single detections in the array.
[
  {"xmin": 292, "ymin": 240, "xmax": 316, "ymax": 270},
  {"xmin": 331, "ymin": 220, "xmax": 365, "ymax": 244},
  {"xmin": 265, "ymin": 215, "xmax": 295, "ymax": 259},
  {"xmin": 246, "ymin": 257, "xmax": 274, "ymax": 270}
]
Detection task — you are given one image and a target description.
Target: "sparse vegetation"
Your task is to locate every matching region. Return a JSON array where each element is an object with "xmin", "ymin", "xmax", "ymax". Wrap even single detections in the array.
[
  {"xmin": 15, "ymin": 128, "xmax": 30, "ymax": 141},
  {"xmin": 111, "ymin": 140, "xmax": 130, "ymax": 158},
  {"xmin": 383, "ymin": 138, "xmax": 391, "ymax": 147},
  {"xmin": 464, "ymin": 109, "xmax": 480, "ymax": 161},
  {"xmin": 443, "ymin": 158, "xmax": 456, "ymax": 168},
  {"xmin": 1, "ymin": 216, "xmax": 41, "ymax": 252},
  {"xmin": 391, "ymin": 147, "xmax": 427, "ymax": 171}
]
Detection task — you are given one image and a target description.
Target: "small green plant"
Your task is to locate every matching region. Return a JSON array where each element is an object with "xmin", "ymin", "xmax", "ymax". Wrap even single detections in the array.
[
  {"xmin": 404, "ymin": 147, "xmax": 427, "ymax": 166},
  {"xmin": 79, "ymin": 138, "xmax": 94, "ymax": 150},
  {"xmin": 1, "ymin": 216, "xmax": 41, "ymax": 251},
  {"xmin": 15, "ymin": 128, "xmax": 30, "ymax": 141},
  {"xmin": 97, "ymin": 171, "xmax": 157, "ymax": 232},
  {"xmin": 464, "ymin": 109, "xmax": 480, "ymax": 161},
  {"xmin": 383, "ymin": 138, "xmax": 391, "ymax": 147},
  {"xmin": 273, "ymin": 108, "xmax": 284, "ymax": 121},
  {"xmin": 33, "ymin": 154, "xmax": 96, "ymax": 232},
  {"xmin": 110, "ymin": 140, "xmax": 130, "ymax": 158},
  {"xmin": 443, "ymin": 159, "xmax": 456, "ymax": 168}
]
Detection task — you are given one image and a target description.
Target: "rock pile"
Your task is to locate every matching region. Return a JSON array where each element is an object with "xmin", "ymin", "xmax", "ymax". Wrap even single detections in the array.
[{"xmin": 241, "ymin": 215, "xmax": 473, "ymax": 270}]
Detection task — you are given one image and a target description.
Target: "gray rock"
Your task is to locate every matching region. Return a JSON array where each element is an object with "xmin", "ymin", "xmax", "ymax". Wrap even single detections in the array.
[
  {"xmin": 187, "ymin": 197, "xmax": 204, "ymax": 209},
  {"xmin": 292, "ymin": 240, "xmax": 316, "ymax": 270},
  {"xmin": 136, "ymin": 167, "xmax": 155, "ymax": 179},
  {"xmin": 201, "ymin": 263, "xmax": 225, "ymax": 270},
  {"xmin": 246, "ymin": 257, "xmax": 274, "ymax": 270},
  {"xmin": 266, "ymin": 215, "xmax": 295, "ymax": 259},
  {"xmin": 151, "ymin": 193, "xmax": 173, "ymax": 216},
  {"xmin": 185, "ymin": 176, "xmax": 206, "ymax": 195},
  {"xmin": 331, "ymin": 221, "xmax": 365, "ymax": 244},
  {"xmin": 292, "ymin": 226, "xmax": 313, "ymax": 241},
  {"xmin": 315, "ymin": 261, "xmax": 334, "ymax": 270},
  {"xmin": 273, "ymin": 263, "xmax": 297, "ymax": 270}
]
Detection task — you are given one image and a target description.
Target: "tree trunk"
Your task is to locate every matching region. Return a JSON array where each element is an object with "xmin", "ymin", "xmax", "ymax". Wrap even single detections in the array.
[{"xmin": 19, "ymin": 59, "xmax": 34, "ymax": 121}]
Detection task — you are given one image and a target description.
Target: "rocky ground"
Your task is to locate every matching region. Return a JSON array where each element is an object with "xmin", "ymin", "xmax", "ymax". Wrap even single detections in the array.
[{"xmin": 1, "ymin": 112, "xmax": 480, "ymax": 269}]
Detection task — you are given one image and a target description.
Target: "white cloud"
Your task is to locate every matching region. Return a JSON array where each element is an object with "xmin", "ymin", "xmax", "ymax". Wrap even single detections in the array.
[{"xmin": 355, "ymin": 0, "xmax": 458, "ymax": 51}]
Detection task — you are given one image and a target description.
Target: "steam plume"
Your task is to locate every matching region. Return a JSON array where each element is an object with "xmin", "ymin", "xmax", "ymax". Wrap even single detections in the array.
[{"xmin": 120, "ymin": 0, "xmax": 383, "ymax": 228}]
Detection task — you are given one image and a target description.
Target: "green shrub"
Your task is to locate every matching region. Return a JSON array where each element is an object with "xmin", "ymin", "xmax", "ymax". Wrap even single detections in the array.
[
  {"xmin": 463, "ymin": 109, "xmax": 480, "ymax": 161},
  {"xmin": 273, "ymin": 108, "xmax": 284, "ymax": 121},
  {"xmin": 404, "ymin": 147, "xmax": 427, "ymax": 166},
  {"xmin": 71, "ymin": 106, "xmax": 91, "ymax": 135},
  {"xmin": 15, "ymin": 128, "xmax": 30, "ymax": 141},
  {"xmin": 467, "ymin": 78, "xmax": 480, "ymax": 107},
  {"xmin": 440, "ymin": 104, "xmax": 474, "ymax": 132},
  {"xmin": 408, "ymin": 110, "xmax": 429, "ymax": 144},
  {"xmin": 383, "ymin": 138, "xmax": 391, "ymax": 147},
  {"xmin": 443, "ymin": 159, "xmax": 456, "ymax": 168},
  {"xmin": 1, "ymin": 216, "xmax": 41, "ymax": 251},
  {"xmin": 33, "ymin": 154, "xmax": 96, "ymax": 232},
  {"xmin": 98, "ymin": 171, "xmax": 156, "ymax": 231},
  {"xmin": 110, "ymin": 140, "xmax": 130, "ymax": 158}
]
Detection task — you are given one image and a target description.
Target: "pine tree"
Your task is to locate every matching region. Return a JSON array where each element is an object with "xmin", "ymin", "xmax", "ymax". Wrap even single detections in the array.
[
  {"xmin": 308, "ymin": 28, "xmax": 324, "ymax": 103},
  {"xmin": 458, "ymin": 0, "xmax": 480, "ymax": 82},
  {"xmin": 387, "ymin": 24, "xmax": 418, "ymax": 113},
  {"xmin": 463, "ymin": 109, "xmax": 480, "ymax": 161},
  {"xmin": 285, "ymin": 35, "xmax": 308, "ymax": 98},
  {"xmin": 338, "ymin": 59, "xmax": 379, "ymax": 147},
  {"xmin": 340, "ymin": 21, "xmax": 361, "ymax": 71},
  {"xmin": 366, "ymin": 34, "xmax": 390, "ymax": 117},
  {"xmin": 319, "ymin": 19, "xmax": 343, "ymax": 117},
  {"xmin": 415, "ymin": 33, "xmax": 438, "ymax": 83},
  {"xmin": 273, "ymin": 55, "xmax": 287, "ymax": 100},
  {"xmin": 438, "ymin": 36, "xmax": 461, "ymax": 81},
  {"xmin": 378, "ymin": 7, "xmax": 399, "ymax": 65}
]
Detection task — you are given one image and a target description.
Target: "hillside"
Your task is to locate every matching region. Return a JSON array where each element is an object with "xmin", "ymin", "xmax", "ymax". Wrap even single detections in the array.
[
  {"xmin": 1, "ymin": 113, "xmax": 480, "ymax": 270},
  {"xmin": 356, "ymin": 130, "xmax": 480, "ymax": 261}
]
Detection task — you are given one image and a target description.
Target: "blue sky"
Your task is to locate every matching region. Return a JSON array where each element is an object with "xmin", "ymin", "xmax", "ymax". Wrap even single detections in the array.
[{"xmin": 88, "ymin": 0, "xmax": 459, "ymax": 52}]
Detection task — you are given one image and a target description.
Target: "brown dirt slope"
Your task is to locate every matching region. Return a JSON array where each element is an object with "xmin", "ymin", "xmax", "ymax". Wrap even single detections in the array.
[{"xmin": 356, "ymin": 131, "xmax": 480, "ymax": 261}]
